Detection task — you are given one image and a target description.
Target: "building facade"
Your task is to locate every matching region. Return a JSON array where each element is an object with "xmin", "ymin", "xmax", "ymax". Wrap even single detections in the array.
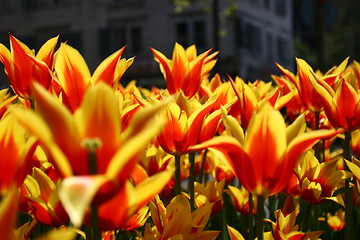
[{"xmin": 0, "ymin": 0, "xmax": 293, "ymax": 87}]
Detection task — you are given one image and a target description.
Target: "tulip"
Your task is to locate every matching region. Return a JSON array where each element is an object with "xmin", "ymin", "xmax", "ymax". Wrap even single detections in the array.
[
  {"xmin": 22, "ymin": 167, "xmax": 69, "ymax": 226},
  {"xmin": 0, "ymin": 34, "xmax": 58, "ymax": 99},
  {"xmin": 53, "ymin": 43, "xmax": 133, "ymax": 112},
  {"xmin": 228, "ymin": 76, "xmax": 292, "ymax": 129},
  {"xmin": 190, "ymin": 103, "xmax": 342, "ymax": 197},
  {"xmin": 151, "ymin": 43, "xmax": 217, "ymax": 98},
  {"xmin": 0, "ymin": 114, "xmax": 37, "ymax": 196},
  {"xmin": 327, "ymin": 209, "xmax": 345, "ymax": 231},
  {"xmin": 226, "ymin": 185, "xmax": 257, "ymax": 216},
  {"xmin": 295, "ymin": 151, "xmax": 351, "ymax": 205},
  {"xmin": 268, "ymin": 209, "xmax": 323, "ymax": 240},
  {"xmin": 310, "ymin": 71, "xmax": 360, "ymax": 131},
  {"xmin": 143, "ymin": 195, "xmax": 220, "ymax": 240}
]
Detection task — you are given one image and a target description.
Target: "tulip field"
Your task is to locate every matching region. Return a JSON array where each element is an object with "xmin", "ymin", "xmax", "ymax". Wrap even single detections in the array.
[{"xmin": 1, "ymin": 34, "xmax": 360, "ymax": 240}]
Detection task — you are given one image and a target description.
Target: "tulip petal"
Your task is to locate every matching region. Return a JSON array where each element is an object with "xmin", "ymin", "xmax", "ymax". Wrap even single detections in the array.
[
  {"xmin": 244, "ymin": 103, "xmax": 287, "ymax": 194},
  {"xmin": 36, "ymin": 35, "xmax": 59, "ymax": 67},
  {"xmin": 285, "ymin": 129, "xmax": 343, "ymax": 180},
  {"xmin": 151, "ymin": 48, "xmax": 175, "ymax": 93},
  {"xmin": 91, "ymin": 47, "xmax": 133, "ymax": 86},
  {"xmin": 106, "ymin": 110, "xmax": 167, "ymax": 180},
  {"xmin": 74, "ymin": 83, "xmax": 121, "ymax": 174},
  {"xmin": 54, "ymin": 43, "xmax": 91, "ymax": 111},
  {"xmin": 58, "ymin": 175, "xmax": 108, "ymax": 228},
  {"xmin": 35, "ymin": 228, "xmax": 77, "ymax": 240},
  {"xmin": 0, "ymin": 186, "xmax": 18, "ymax": 240},
  {"xmin": 227, "ymin": 225, "xmax": 245, "ymax": 240},
  {"xmin": 131, "ymin": 170, "xmax": 174, "ymax": 213}
]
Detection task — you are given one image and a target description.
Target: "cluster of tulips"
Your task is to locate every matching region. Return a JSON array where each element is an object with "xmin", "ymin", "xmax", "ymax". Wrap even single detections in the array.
[{"xmin": 1, "ymin": 34, "xmax": 360, "ymax": 240}]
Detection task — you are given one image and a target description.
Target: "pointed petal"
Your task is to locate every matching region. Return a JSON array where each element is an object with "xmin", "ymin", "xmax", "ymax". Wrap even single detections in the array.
[
  {"xmin": 150, "ymin": 47, "xmax": 175, "ymax": 93},
  {"xmin": 106, "ymin": 99, "xmax": 171, "ymax": 180},
  {"xmin": 74, "ymin": 83, "xmax": 121, "ymax": 174},
  {"xmin": 346, "ymin": 160, "xmax": 360, "ymax": 181},
  {"xmin": 91, "ymin": 47, "xmax": 130, "ymax": 86},
  {"xmin": 286, "ymin": 129, "xmax": 344, "ymax": 170},
  {"xmin": 221, "ymin": 106, "xmax": 244, "ymax": 144},
  {"xmin": 131, "ymin": 170, "xmax": 174, "ymax": 213},
  {"xmin": 244, "ymin": 103, "xmax": 287, "ymax": 193},
  {"xmin": 172, "ymin": 43, "xmax": 189, "ymax": 92},
  {"xmin": 9, "ymin": 35, "xmax": 34, "ymax": 98},
  {"xmin": 54, "ymin": 43, "xmax": 91, "ymax": 111},
  {"xmin": 187, "ymin": 98, "xmax": 217, "ymax": 146},
  {"xmin": 227, "ymin": 225, "xmax": 245, "ymax": 240},
  {"xmin": 286, "ymin": 114, "xmax": 306, "ymax": 144},
  {"xmin": 0, "ymin": 43, "xmax": 16, "ymax": 83},
  {"xmin": 31, "ymin": 82, "xmax": 82, "ymax": 173},
  {"xmin": 10, "ymin": 106, "xmax": 73, "ymax": 177},
  {"xmin": 0, "ymin": 186, "xmax": 18, "ymax": 240},
  {"xmin": 334, "ymin": 77, "xmax": 360, "ymax": 129},
  {"xmin": 188, "ymin": 136, "xmax": 257, "ymax": 193},
  {"xmin": 36, "ymin": 35, "xmax": 59, "ymax": 67}
]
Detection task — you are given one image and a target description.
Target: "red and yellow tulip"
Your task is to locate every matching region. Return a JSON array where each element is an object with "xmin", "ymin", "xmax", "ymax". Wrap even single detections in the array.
[
  {"xmin": 310, "ymin": 71, "xmax": 360, "ymax": 130},
  {"xmin": 151, "ymin": 43, "xmax": 217, "ymax": 98},
  {"xmin": 295, "ymin": 151, "xmax": 351, "ymax": 205},
  {"xmin": 190, "ymin": 103, "xmax": 342, "ymax": 197},
  {"xmin": 0, "ymin": 114, "xmax": 37, "ymax": 196},
  {"xmin": 53, "ymin": 43, "xmax": 133, "ymax": 112},
  {"xmin": 0, "ymin": 34, "xmax": 58, "ymax": 99}
]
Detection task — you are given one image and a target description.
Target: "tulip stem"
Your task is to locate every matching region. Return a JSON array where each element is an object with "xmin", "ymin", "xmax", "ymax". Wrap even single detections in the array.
[
  {"xmin": 189, "ymin": 151, "xmax": 196, "ymax": 211},
  {"xmin": 256, "ymin": 196, "xmax": 265, "ymax": 240},
  {"xmin": 175, "ymin": 155, "xmax": 181, "ymax": 196},
  {"xmin": 83, "ymin": 138, "xmax": 101, "ymax": 240},
  {"xmin": 199, "ymin": 149, "xmax": 208, "ymax": 183},
  {"xmin": 314, "ymin": 111, "xmax": 322, "ymax": 162},
  {"xmin": 248, "ymin": 192, "xmax": 254, "ymax": 240},
  {"xmin": 344, "ymin": 131, "xmax": 353, "ymax": 240},
  {"xmin": 90, "ymin": 206, "xmax": 101, "ymax": 240},
  {"xmin": 300, "ymin": 201, "xmax": 311, "ymax": 232}
]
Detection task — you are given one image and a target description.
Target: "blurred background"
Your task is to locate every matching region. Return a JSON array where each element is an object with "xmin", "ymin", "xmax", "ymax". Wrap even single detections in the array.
[{"xmin": 0, "ymin": 0, "xmax": 357, "ymax": 88}]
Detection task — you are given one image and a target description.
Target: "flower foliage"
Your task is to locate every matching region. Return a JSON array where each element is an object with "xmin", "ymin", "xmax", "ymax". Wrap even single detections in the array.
[{"xmin": 0, "ymin": 35, "xmax": 359, "ymax": 240}]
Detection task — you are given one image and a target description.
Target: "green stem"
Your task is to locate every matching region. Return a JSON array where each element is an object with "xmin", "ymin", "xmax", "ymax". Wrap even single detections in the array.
[
  {"xmin": 83, "ymin": 138, "xmax": 101, "ymax": 240},
  {"xmin": 314, "ymin": 111, "xmax": 322, "ymax": 162},
  {"xmin": 90, "ymin": 206, "xmax": 101, "ymax": 240},
  {"xmin": 221, "ymin": 201, "xmax": 230, "ymax": 240},
  {"xmin": 248, "ymin": 192, "xmax": 254, "ymax": 240},
  {"xmin": 199, "ymin": 149, "xmax": 208, "ymax": 183},
  {"xmin": 300, "ymin": 201, "xmax": 311, "ymax": 232},
  {"xmin": 189, "ymin": 151, "xmax": 196, "ymax": 211},
  {"xmin": 175, "ymin": 155, "xmax": 181, "ymax": 196},
  {"xmin": 256, "ymin": 196, "xmax": 265, "ymax": 240},
  {"xmin": 344, "ymin": 131, "xmax": 353, "ymax": 240}
]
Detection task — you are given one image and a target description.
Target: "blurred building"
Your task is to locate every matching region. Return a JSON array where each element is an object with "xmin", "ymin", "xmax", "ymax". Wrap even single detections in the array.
[{"xmin": 0, "ymin": 0, "xmax": 293, "ymax": 87}]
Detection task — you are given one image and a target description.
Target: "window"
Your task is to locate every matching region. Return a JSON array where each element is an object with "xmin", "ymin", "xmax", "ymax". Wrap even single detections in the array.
[
  {"xmin": 98, "ymin": 25, "xmax": 143, "ymax": 58},
  {"xmin": 235, "ymin": 18, "xmax": 262, "ymax": 54},
  {"xmin": 234, "ymin": 17, "xmax": 246, "ymax": 48},
  {"xmin": 176, "ymin": 22, "xmax": 188, "ymax": 47},
  {"xmin": 193, "ymin": 20, "xmax": 206, "ymax": 49},
  {"xmin": 275, "ymin": 0, "xmax": 286, "ymax": 16},
  {"xmin": 277, "ymin": 36, "xmax": 290, "ymax": 64},
  {"xmin": 266, "ymin": 33, "xmax": 273, "ymax": 61},
  {"xmin": 113, "ymin": 27, "xmax": 127, "ymax": 48},
  {"xmin": 246, "ymin": 23, "xmax": 262, "ymax": 53},
  {"xmin": 98, "ymin": 27, "xmax": 126, "ymax": 59},
  {"xmin": 131, "ymin": 27, "xmax": 142, "ymax": 53}
]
